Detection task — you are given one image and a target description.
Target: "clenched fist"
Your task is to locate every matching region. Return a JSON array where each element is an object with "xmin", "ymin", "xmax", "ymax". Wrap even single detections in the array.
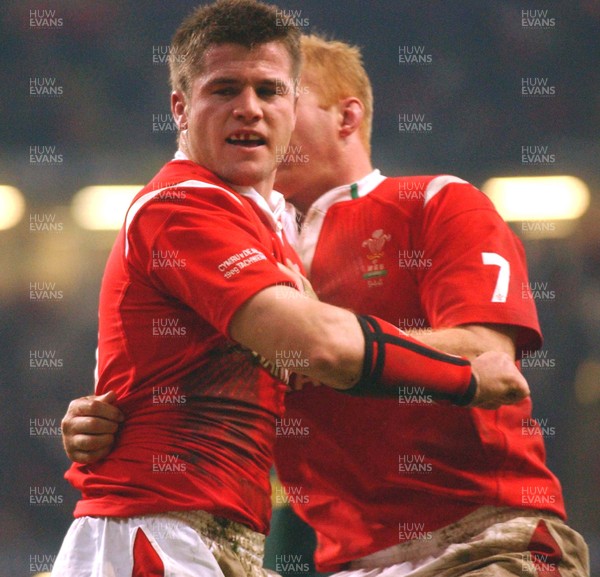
[{"xmin": 469, "ymin": 351, "xmax": 530, "ymax": 409}]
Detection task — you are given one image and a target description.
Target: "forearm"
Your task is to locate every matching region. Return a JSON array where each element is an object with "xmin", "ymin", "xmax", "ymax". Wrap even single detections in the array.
[
  {"xmin": 408, "ymin": 324, "xmax": 518, "ymax": 360},
  {"xmin": 350, "ymin": 315, "xmax": 476, "ymax": 404},
  {"xmin": 230, "ymin": 286, "xmax": 476, "ymax": 402}
]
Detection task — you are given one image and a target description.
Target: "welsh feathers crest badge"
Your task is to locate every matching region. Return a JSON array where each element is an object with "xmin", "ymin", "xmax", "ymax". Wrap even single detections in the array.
[{"xmin": 362, "ymin": 229, "xmax": 391, "ymax": 285}]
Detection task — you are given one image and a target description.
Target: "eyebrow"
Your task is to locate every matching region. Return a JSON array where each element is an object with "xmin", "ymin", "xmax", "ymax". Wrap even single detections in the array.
[{"xmin": 204, "ymin": 77, "xmax": 285, "ymax": 88}]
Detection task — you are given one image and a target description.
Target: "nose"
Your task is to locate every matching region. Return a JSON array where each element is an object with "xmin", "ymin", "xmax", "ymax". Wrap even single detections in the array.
[{"xmin": 232, "ymin": 87, "xmax": 263, "ymax": 122}]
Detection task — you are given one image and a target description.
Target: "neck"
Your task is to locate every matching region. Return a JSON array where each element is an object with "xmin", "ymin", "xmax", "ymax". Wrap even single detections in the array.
[
  {"xmin": 253, "ymin": 179, "xmax": 276, "ymax": 200},
  {"xmin": 292, "ymin": 144, "xmax": 373, "ymax": 213}
]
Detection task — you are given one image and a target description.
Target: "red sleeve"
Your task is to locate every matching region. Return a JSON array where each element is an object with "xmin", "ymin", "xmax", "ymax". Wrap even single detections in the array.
[
  {"xmin": 417, "ymin": 178, "xmax": 542, "ymax": 355},
  {"xmin": 126, "ymin": 187, "xmax": 295, "ymax": 336}
]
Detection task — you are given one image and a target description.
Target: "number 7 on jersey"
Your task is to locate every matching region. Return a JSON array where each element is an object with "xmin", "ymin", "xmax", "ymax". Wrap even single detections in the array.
[{"xmin": 482, "ymin": 252, "xmax": 510, "ymax": 303}]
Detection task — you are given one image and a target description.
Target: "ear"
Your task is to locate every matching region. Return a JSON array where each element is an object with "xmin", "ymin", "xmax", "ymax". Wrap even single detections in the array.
[
  {"xmin": 338, "ymin": 97, "xmax": 364, "ymax": 139},
  {"xmin": 171, "ymin": 90, "xmax": 188, "ymax": 130}
]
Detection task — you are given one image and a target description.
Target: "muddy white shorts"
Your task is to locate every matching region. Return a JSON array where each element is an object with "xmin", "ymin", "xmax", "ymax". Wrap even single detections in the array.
[
  {"xmin": 51, "ymin": 510, "xmax": 280, "ymax": 577},
  {"xmin": 333, "ymin": 507, "xmax": 590, "ymax": 577}
]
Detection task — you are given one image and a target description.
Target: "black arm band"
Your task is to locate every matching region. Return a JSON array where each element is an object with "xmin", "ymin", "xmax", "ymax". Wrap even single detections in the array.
[{"xmin": 345, "ymin": 314, "xmax": 476, "ymax": 406}]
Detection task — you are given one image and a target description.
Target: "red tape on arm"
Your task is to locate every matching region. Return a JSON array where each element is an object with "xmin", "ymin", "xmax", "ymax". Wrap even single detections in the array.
[{"xmin": 346, "ymin": 315, "xmax": 477, "ymax": 406}]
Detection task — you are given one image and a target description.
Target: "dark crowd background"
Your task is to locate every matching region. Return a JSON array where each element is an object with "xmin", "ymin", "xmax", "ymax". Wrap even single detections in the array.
[{"xmin": 0, "ymin": 1, "xmax": 598, "ymax": 575}]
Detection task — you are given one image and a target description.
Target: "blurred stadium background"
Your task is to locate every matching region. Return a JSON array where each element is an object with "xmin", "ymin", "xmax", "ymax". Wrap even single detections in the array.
[{"xmin": 0, "ymin": 1, "xmax": 598, "ymax": 575}]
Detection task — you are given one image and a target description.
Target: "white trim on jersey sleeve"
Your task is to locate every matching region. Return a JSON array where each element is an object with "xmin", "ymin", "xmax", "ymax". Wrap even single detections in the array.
[
  {"xmin": 123, "ymin": 180, "xmax": 241, "ymax": 258},
  {"xmin": 423, "ymin": 175, "xmax": 469, "ymax": 206},
  {"xmin": 94, "ymin": 345, "xmax": 99, "ymax": 390}
]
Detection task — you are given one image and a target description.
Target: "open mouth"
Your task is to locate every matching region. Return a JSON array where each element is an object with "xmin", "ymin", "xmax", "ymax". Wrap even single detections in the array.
[{"xmin": 226, "ymin": 132, "xmax": 266, "ymax": 148}]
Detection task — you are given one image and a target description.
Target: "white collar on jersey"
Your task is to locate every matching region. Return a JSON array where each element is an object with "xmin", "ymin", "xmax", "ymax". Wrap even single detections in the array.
[
  {"xmin": 284, "ymin": 170, "xmax": 386, "ymax": 275},
  {"xmin": 282, "ymin": 169, "xmax": 386, "ymax": 237},
  {"xmin": 172, "ymin": 150, "xmax": 285, "ymax": 233},
  {"xmin": 307, "ymin": 169, "xmax": 386, "ymax": 217}
]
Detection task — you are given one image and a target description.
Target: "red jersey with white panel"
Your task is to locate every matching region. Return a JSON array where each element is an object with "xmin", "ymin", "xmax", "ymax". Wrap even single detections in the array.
[
  {"xmin": 66, "ymin": 158, "xmax": 300, "ymax": 534},
  {"xmin": 275, "ymin": 171, "xmax": 565, "ymax": 571}
]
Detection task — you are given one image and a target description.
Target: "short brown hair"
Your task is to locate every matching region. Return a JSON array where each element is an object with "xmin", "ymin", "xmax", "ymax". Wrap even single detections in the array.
[
  {"xmin": 301, "ymin": 34, "xmax": 373, "ymax": 154},
  {"xmin": 170, "ymin": 0, "xmax": 302, "ymax": 95}
]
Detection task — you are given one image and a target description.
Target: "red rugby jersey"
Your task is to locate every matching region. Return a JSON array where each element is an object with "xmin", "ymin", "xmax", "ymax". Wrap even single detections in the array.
[
  {"xmin": 66, "ymin": 159, "xmax": 300, "ymax": 534},
  {"xmin": 275, "ymin": 172, "xmax": 565, "ymax": 571}
]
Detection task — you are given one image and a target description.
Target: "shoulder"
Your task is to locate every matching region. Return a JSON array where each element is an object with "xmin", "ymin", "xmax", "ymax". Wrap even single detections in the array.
[
  {"xmin": 141, "ymin": 159, "xmax": 249, "ymax": 211},
  {"xmin": 382, "ymin": 174, "xmax": 483, "ymax": 201},
  {"xmin": 420, "ymin": 175, "xmax": 498, "ymax": 223},
  {"xmin": 368, "ymin": 174, "xmax": 490, "ymax": 213},
  {"xmin": 127, "ymin": 176, "xmax": 250, "ymax": 232},
  {"xmin": 123, "ymin": 166, "xmax": 257, "ymax": 257}
]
